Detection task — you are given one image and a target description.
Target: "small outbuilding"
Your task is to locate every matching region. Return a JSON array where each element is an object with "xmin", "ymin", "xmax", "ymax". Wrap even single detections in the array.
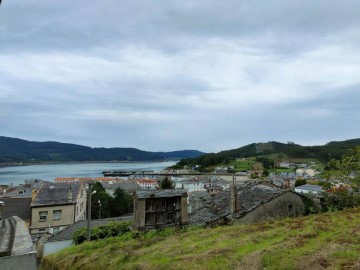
[
  {"xmin": 189, "ymin": 180, "xmax": 305, "ymax": 226},
  {"xmin": 133, "ymin": 189, "xmax": 188, "ymax": 230}
]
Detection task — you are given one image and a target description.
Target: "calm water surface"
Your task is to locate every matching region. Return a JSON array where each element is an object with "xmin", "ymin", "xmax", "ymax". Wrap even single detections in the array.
[{"xmin": 0, "ymin": 161, "xmax": 176, "ymax": 186}]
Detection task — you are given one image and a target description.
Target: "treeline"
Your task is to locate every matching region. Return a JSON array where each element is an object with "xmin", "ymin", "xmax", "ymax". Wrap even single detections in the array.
[
  {"xmin": 0, "ymin": 136, "xmax": 204, "ymax": 163},
  {"xmin": 174, "ymin": 139, "xmax": 360, "ymax": 171}
]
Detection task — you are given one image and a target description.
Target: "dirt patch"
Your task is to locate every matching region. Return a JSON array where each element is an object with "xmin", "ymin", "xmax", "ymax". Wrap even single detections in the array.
[
  {"xmin": 342, "ymin": 259, "xmax": 360, "ymax": 270},
  {"xmin": 296, "ymin": 243, "xmax": 340, "ymax": 270},
  {"xmin": 297, "ymin": 254, "xmax": 330, "ymax": 270},
  {"xmin": 235, "ymin": 250, "xmax": 267, "ymax": 270}
]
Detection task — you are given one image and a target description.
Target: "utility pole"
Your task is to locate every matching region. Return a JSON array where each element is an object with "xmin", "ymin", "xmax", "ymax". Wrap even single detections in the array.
[{"xmin": 87, "ymin": 183, "xmax": 93, "ymax": 241}]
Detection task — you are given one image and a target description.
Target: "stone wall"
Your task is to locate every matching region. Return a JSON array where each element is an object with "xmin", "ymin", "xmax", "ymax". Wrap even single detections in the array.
[{"xmin": 235, "ymin": 192, "xmax": 305, "ymax": 225}]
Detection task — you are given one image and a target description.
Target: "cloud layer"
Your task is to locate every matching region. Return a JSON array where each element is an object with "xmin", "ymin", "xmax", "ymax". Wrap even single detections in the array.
[{"xmin": 1, "ymin": 0, "xmax": 359, "ymax": 152}]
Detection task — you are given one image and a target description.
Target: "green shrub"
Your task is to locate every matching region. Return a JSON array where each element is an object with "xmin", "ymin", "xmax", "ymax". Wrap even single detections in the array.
[
  {"xmin": 72, "ymin": 221, "xmax": 132, "ymax": 244},
  {"xmin": 295, "ymin": 179, "xmax": 307, "ymax": 187}
]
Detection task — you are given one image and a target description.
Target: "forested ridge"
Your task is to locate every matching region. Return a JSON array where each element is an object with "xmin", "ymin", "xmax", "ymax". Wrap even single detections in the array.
[
  {"xmin": 175, "ymin": 139, "xmax": 360, "ymax": 169},
  {"xmin": 0, "ymin": 136, "xmax": 204, "ymax": 163}
]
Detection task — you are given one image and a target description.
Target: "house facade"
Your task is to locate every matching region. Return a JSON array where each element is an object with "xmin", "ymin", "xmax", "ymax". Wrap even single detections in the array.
[
  {"xmin": 134, "ymin": 179, "xmax": 159, "ymax": 190},
  {"xmin": 30, "ymin": 183, "xmax": 87, "ymax": 234}
]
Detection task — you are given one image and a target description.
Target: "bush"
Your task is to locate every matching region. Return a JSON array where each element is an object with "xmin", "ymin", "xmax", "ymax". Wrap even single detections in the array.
[
  {"xmin": 72, "ymin": 221, "xmax": 132, "ymax": 244},
  {"xmin": 321, "ymin": 189, "xmax": 360, "ymax": 212},
  {"xmin": 295, "ymin": 179, "xmax": 307, "ymax": 187}
]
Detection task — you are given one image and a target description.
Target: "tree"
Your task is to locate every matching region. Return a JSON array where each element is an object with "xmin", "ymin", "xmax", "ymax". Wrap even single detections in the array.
[
  {"xmin": 295, "ymin": 179, "xmax": 307, "ymax": 187},
  {"xmin": 328, "ymin": 146, "xmax": 360, "ymax": 189},
  {"xmin": 91, "ymin": 182, "xmax": 113, "ymax": 219},
  {"xmin": 160, "ymin": 175, "xmax": 175, "ymax": 189},
  {"xmin": 111, "ymin": 187, "xmax": 133, "ymax": 215},
  {"xmin": 319, "ymin": 146, "xmax": 360, "ymax": 212}
]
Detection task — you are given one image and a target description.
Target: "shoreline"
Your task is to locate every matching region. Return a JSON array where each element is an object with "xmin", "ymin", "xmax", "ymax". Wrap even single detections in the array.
[{"xmin": 0, "ymin": 160, "xmax": 178, "ymax": 168}]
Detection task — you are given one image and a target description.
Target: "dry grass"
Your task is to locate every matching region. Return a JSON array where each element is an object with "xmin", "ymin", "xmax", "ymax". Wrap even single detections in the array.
[{"xmin": 42, "ymin": 208, "xmax": 360, "ymax": 270}]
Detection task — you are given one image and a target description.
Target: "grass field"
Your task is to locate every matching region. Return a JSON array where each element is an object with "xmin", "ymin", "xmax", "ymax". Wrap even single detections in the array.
[{"xmin": 42, "ymin": 208, "xmax": 360, "ymax": 270}]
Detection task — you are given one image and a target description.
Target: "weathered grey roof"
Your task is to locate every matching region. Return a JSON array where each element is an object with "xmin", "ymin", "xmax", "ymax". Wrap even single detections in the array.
[
  {"xmin": 1, "ymin": 197, "xmax": 32, "ymax": 221},
  {"xmin": 135, "ymin": 189, "xmax": 187, "ymax": 199},
  {"xmin": 1, "ymin": 180, "xmax": 51, "ymax": 198},
  {"xmin": 46, "ymin": 216, "xmax": 133, "ymax": 242},
  {"xmin": 31, "ymin": 182, "xmax": 83, "ymax": 207},
  {"xmin": 189, "ymin": 180, "xmax": 290, "ymax": 225}
]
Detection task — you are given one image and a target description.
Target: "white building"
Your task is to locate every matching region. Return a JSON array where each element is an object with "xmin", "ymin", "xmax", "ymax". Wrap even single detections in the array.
[{"xmin": 295, "ymin": 184, "xmax": 323, "ymax": 195}]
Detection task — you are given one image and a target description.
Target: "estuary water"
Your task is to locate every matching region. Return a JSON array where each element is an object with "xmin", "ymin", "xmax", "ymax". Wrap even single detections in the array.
[{"xmin": 0, "ymin": 161, "xmax": 176, "ymax": 186}]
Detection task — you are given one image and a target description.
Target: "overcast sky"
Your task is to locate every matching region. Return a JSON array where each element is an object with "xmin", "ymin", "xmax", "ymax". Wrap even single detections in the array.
[{"xmin": 0, "ymin": 1, "xmax": 359, "ymax": 152}]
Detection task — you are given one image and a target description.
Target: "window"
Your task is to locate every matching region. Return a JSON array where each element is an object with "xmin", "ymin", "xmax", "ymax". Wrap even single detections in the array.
[
  {"xmin": 53, "ymin": 210, "xmax": 62, "ymax": 220},
  {"xmin": 39, "ymin": 211, "xmax": 48, "ymax": 222},
  {"xmin": 53, "ymin": 227, "xmax": 61, "ymax": 234},
  {"xmin": 288, "ymin": 205, "xmax": 293, "ymax": 215}
]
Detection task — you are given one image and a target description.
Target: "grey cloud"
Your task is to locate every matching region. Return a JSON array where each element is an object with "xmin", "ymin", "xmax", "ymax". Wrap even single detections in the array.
[{"xmin": 1, "ymin": 0, "xmax": 360, "ymax": 152}]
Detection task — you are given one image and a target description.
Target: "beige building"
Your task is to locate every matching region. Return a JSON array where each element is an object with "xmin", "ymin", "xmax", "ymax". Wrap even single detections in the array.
[{"xmin": 30, "ymin": 183, "xmax": 87, "ymax": 234}]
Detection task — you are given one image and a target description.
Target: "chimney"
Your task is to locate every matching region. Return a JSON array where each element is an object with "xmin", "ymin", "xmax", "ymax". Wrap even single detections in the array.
[
  {"xmin": 32, "ymin": 189, "xmax": 38, "ymax": 202},
  {"xmin": 0, "ymin": 201, "xmax": 4, "ymax": 220},
  {"xmin": 68, "ymin": 187, "xmax": 73, "ymax": 202},
  {"xmin": 230, "ymin": 176, "xmax": 239, "ymax": 214}
]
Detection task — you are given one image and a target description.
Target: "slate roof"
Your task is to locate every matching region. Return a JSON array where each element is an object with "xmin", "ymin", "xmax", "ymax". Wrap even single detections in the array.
[
  {"xmin": 189, "ymin": 180, "xmax": 290, "ymax": 225},
  {"xmin": 135, "ymin": 189, "xmax": 187, "ymax": 199},
  {"xmin": 0, "ymin": 197, "xmax": 32, "ymax": 221},
  {"xmin": 46, "ymin": 216, "xmax": 133, "ymax": 242},
  {"xmin": 31, "ymin": 182, "xmax": 83, "ymax": 207},
  {"xmin": 1, "ymin": 180, "xmax": 51, "ymax": 198}
]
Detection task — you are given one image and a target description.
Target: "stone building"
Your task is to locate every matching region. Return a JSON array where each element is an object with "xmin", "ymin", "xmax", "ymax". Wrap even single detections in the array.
[
  {"xmin": 133, "ymin": 189, "xmax": 188, "ymax": 230},
  {"xmin": 189, "ymin": 180, "xmax": 305, "ymax": 226}
]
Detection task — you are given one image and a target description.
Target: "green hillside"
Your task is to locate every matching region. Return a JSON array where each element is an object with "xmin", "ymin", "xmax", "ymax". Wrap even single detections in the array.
[
  {"xmin": 0, "ymin": 136, "xmax": 204, "ymax": 163},
  {"xmin": 42, "ymin": 208, "xmax": 360, "ymax": 270},
  {"xmin": 174, "ymin": 139, "xmax": 360, "ymax": 171}
]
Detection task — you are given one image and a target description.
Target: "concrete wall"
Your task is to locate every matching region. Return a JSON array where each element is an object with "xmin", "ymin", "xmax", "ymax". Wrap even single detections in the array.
[
  {"xmin": 235, "ymin": 192, "xmax": 305, "ymax": 225},
  {"xmin": 74, "ymin": 186, "xmax": 87, "ymax": 222},
  {"xmin": 0, "ymin": 252, "xmax": 37, "ymax": 270},
  {"xmin": 44, "ymin": 240, "xmax": 72, "ymax": 256}
]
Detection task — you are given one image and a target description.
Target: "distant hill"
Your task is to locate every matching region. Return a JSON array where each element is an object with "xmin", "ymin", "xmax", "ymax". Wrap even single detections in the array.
[
  {"xmin": 0, "ymin": 136, "xmax": 204, "ymax": 163},
  {"xmin": 174, "ymin": 139, "xmax": 360, "ymax": 170}
]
